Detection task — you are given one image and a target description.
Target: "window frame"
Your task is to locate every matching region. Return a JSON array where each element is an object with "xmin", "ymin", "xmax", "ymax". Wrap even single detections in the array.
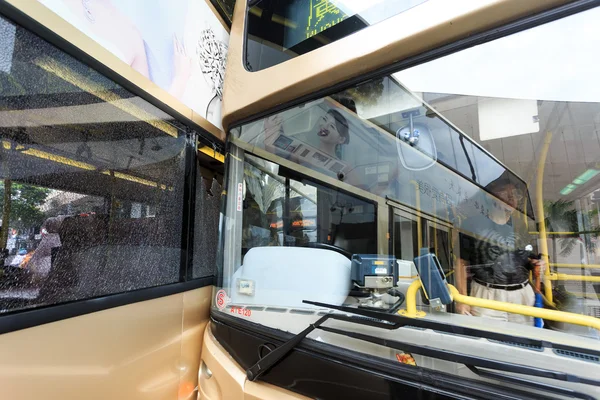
[
  {"xmin": 0, "ymin": 3, "xmax": 221, "ymax": 333},
  {"xmin": 215, "ymin": 2, "xmax": 600, "ymax": 397}
]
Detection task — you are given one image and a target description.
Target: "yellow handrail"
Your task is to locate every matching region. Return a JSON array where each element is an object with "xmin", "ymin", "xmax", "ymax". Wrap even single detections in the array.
[
  {"xmin": 399, "ymin": 279, "xmax": 427, "ymax": 318},
  {"xmin": 400, "ymin": 280, "xmax": 600, "ymax": 331},
  {"xmin": 546, "ymin": 273, "xmax": 600, "ymax": 282},
  {"xmin": 568, "ymin": 292, "xmax": 600, "ymax": 299},
  {"xmin": 447, "ymin": 284, "xmax": 600, "ymax": 331},
  {"xmin": 529, "ymin": 231, "xmax": 579, "ymax": 235},
  {"xmin": 550, "ymin": 263, "xmax": 600, "ymax": 269}
]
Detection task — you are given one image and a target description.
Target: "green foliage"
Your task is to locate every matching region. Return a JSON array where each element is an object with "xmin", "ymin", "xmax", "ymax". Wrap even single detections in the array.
[
  {"xmin": 544, "ymin": 199, "xmax": 600, "ymax": 257},
  {"xmin": 344, "ymin": 78, "xmax": 385, "ymax": 108},
  {"xmin": 0, "ymin": 182, "xmax": 50, "ymax": 233}
]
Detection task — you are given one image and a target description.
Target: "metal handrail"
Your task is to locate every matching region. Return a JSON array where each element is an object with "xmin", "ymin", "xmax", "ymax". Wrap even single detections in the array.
[
  {"xmin": 547, "ymin": 273, "xmax": 600, "ymax": 282},
  {"xmin": 535, "ymin": 132, "xmax": 554, "ymax": 305},
  {"xmin": 400, "ymin": 280, "xmax": 600, "ymax": 331},
  {"xmin": 550, "ymin": 263, "xmax": 600, "ymax": 269}
]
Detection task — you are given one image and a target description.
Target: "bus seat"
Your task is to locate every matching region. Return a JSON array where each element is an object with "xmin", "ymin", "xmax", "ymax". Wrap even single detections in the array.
[{"xmin": 229, "ymin": 246, "xmax": 352, "ymax": 309}]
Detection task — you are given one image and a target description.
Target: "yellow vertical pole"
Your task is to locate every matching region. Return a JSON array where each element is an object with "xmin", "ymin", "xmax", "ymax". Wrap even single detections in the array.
[
  {"xmin": 522, "ymin": 192, "xmax": 529, "ymax": 230},
  {"xmin": 410, "ymin": 180, "xmax": 422, "ymax": 251},
  {"xmin": 536, "ymin": 132, "xmax": 553, "ymax": 305},
  {"xmin": 433, "ymin": 198, "xmax": 438, "ymax": 253}
]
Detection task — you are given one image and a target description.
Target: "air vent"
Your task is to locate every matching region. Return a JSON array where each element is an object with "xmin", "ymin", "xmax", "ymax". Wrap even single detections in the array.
[
  {"xmin": 290, "ymin": 309, "xmax": 315, "ymax": 315},
  {"xmin": 264, "ymin": 307, "xmax": 287, "ymax": 313},
  {"xmin": 488, "ymin": 340, "xmax": 543, "ymax": 351},
  {"xmin": 553, "ymin": 349, "xmax": 600, "ymax": 364},
  {"xmin": 588, "ymin": 306, "xmax": 600, "ymax": 318},
  {"xmin": 317, "ymin": 311, "xmax": 335, "ymax": 316}
]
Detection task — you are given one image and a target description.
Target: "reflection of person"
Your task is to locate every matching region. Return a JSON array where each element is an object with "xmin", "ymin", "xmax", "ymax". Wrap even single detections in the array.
[
  {"xmin": 27, "ymin": 216, "xmax": 65, "ymax": 286},
  {"xmin": 316, "ymin": 110, "xmax": 350, "ymax": 160},
  {"xmin": 263, "ymin": 108, "xmax": 350, "ymax": 162},
  {"xmin": 42, "ymin": 0, "xmax": 149, "ymax": 77},
  {"xmin": 455, "ymin": 175, "xmax": 543, "ymax": 325}
]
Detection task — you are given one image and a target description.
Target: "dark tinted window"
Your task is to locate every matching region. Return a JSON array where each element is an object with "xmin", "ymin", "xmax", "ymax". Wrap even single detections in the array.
[
  {"xmin": 0, "ymin": 15, "xmax": 189, "ymax": 312},
  {"xmin": 210, "ymin": 0, "xmax": 236, "ymax": 25},
  {"xmin": 245, "ymin": 0, "xmax": 427, "ymax": 71},
  {"xmin": 192, "ymin": 168, "xmax": 221, "ymax": 279},
  {"xmin": 242, "ymin": 154, "xmax": 376, "ymax": 257}
]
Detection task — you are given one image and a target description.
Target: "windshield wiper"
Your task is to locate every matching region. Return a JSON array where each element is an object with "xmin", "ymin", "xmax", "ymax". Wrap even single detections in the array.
[
  {"xmin": 246, "ymin": 312, "xmax": 400, "ymax": 381},
  {"xmin": 304, "ymin": 300, "xmax": 600, "ymax": 358},
  {"xmin": 320, "ymin": 325, "xmax": 599, "ymax": 395},
  {"xmin": 466, "ymin": 366, "xmax": 595, "ymax": 400},
  {"xmin": 246, "ymin": 300, "xmax": 600, "ymax": 400}
]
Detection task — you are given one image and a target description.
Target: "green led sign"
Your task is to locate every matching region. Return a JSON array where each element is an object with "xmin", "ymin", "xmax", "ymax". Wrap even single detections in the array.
[{"xmin": 306, "ymin": 0, "xmax": 349, "ymax": 40}]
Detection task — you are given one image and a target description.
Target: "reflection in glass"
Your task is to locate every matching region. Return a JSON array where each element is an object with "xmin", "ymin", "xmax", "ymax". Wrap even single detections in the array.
[
  {"xmin": 241, "ymin": 154, "xmax": 376, "ymax": 257},
  {"xmin": 245, "ymin": 0, "xmax": 428, "ymax": 71},
  {"xmin": 0, "ymin": 16, "xmax": 187, "ymax": 312},
  {"xmin": 236, "ymin": 76, "xmax": 533, "ymax": 220},
  {"xmin": 393, "ymin": 214, "xmax": 418, "ymax": 261},
  {"xmin": 193, "ymin": 172, "xmax": 222, "ymax": 279},
  {"xmin": 216, "ymin": 9, "xmax": 600, "ymax": 397},
  {"xmin": 210, "ymin": 0, "xmax": 236, "ymax": 24}
]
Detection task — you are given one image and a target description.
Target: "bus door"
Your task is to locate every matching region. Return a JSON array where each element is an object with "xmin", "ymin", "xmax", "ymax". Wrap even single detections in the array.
[
  {"xmin": 391, "ymin": 208, "xmax": 420, "ymax": 269},
  {"xmin": 424, "ymin": 219, "xmax": 453, "ymax": 286},
  {"xmin": 390, "ymin": 204, "xmax": 454, "ymax": 307}
]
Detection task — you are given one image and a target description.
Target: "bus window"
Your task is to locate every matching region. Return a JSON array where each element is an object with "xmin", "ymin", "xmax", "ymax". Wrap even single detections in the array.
[
  {"xmin": 214, "ymin": 4, "xmax": 600, "ymax": 399},
  {"xmin": 192, "ymin": 169, "xmax": 222, "ymax": 279},
  {"xmin": 209, "ymin": 0, "xmax": 236, "ymax": 26},
  {"xmin": 240, "ymin": 154, "xmax": 376, "ymax": 254},
  {"xmin": 0, "ymin": 14, "xmax": 190, "ymax": 313},
  {"xmin": 220, "ymin": 152, "xmax": 377, "ymax": 308},
  {"xmin": 245, "ymin": 0, "xmax": 428, "ymax": 71}
]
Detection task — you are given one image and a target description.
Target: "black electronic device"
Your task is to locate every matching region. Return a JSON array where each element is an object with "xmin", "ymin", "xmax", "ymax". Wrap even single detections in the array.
[{"xmin": 350, "ymin": 254, "xmax": 404, "ymax": 312}]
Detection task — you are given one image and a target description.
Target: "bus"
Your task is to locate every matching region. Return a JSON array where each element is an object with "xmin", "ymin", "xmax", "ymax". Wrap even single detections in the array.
[
  {"xmin": 0, "ymin": 1, "xmax": 228, "ymax": 399},
  {"xmin": 204, "ymin": 0, "xmax": 600, "ymax": 399}
]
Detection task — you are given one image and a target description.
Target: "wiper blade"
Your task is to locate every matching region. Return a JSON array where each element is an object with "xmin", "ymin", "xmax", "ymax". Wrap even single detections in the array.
[
  {"xmin": 246, "ymin": 300, "xmax": 600, "ymax": 399},
  {"xmin": 321, "ymin": 325, "xmax": 600, "ymax": 387},
  {"xmin": 246, "ymin": 313, "xmax": 400, "ymax": 381},
  {"xmin": 304, "ymin": 300, "xmax": 600, "ymax": 358},
  {"xmin": 466, "ymin": 365, "xmax": 595, "ymax": 400}
]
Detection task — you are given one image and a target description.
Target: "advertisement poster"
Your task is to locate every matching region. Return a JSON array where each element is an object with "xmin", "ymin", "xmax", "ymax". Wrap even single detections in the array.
[{"xmin": 38, "ymin": 0, "xmax": 229, "ymax": 129}]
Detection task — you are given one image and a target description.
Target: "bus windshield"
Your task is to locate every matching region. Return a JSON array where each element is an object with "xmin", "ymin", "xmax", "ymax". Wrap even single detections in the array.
[{"xmin": 216, "ymin": 5, "xmax": 600, "ymax": 396}]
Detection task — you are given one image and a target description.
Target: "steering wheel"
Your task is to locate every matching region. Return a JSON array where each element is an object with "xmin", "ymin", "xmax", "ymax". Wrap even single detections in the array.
[{"xmin": 304, "ymin": 242, "xmax": 353, "ymax": 259}]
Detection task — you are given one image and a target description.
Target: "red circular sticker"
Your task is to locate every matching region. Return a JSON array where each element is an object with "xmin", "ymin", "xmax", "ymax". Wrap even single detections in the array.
[{"xmin": 215, "ymin": 289, "xmax": 228, "ymax": 310}]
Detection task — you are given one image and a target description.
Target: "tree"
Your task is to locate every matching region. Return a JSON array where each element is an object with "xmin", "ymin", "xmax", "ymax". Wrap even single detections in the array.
[
  {"xmin": 543, "ymin": 199, "xmax": 600, "ymax": 258},
  {"xmin": 0, "ymin": 182, "xmax": 50, "ymax": 248},
  {"xmin": 0, "ymin": 179, "xmax": 11, "ymax": 252},
  {"xmin": 344, "ymin": 78, "xmax": 385, "ymax": 108}
]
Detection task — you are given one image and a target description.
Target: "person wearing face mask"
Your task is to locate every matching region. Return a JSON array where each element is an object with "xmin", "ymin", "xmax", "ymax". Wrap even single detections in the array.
[{"xmin": 455, "ymin": 174, "xmax": 544, "ymax": 325}]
